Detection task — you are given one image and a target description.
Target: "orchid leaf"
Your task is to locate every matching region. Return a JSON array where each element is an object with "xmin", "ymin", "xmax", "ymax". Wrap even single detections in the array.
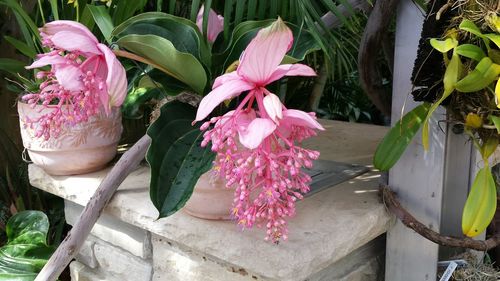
[
  {"xmin": 462, "ymin": 166, "xmax": 497, "ymax": 237},
  {"xmin": 484, "ymin": 34, "xmax": 500, "ymax": 49},
  {"xmin": 455, "ymin": 44, "xmax": 486, "ymax": 61},
  {"xmin": 480, "ymin": 138, "xmax": 498, "ymax": 161},
  {"xmin": 423, "ymin": 51, "xmax": 461, "ymax": 150},
  {"xmin": 459, "ymin": 19, "xmax": 484, "ymax": 38},
  {"xmin": 489, "ymin": 115, "xmax": 500, "ymax": 133},
  {"xmin": 373, "ymin": 103, "xmax": 430, "ymax": 171},
  {"xmin": 496, "ymin": 79, "xmax": 500, "ymax": 108},
  {"xmin": 455, "ymin": 57, "xmax": 500, "ymax": 93},
  {"xmin": 430, "ymin": 38, "xmax": 458, "ymax": 53}
]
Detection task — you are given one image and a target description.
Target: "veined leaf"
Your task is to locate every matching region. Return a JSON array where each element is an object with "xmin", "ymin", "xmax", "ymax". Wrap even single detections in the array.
[
  {"xmin": 455, "ymin": 57, "xmax": 500, "ymax": 93},
  {"xmin": 455, "ymin": 44, "xmax": 486, "ymax": 61},
  {"xmin": 0, "ymin": 211, "xmax": 54, "ymax": 280},
  {"xmin": 430, "ymin": 38, "xmax": 458, "ymax": 53},
  {"xmin": 373, "ymin": 103, "xmax": 431, "ymax": 171},
  {"xmin": 116, "ymin": 34, "xmax": 207, "ymax": 94},
  {"xmin": 146, "ymin": 101, "xmax": 215, "ymax": 217},
  {"xmin": 462, "ymin": 166, "xmax": 497, "ymax": 237}
]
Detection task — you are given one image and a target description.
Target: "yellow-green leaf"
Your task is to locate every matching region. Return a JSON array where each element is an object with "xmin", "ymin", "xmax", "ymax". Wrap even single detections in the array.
[
  {"xmin": 480, "ymin": 138, "xmax": 499, "ymax": 161},
  {"xmin": 459, "ymin": 19, "xmax": 484, "ymax": 37},
  {"xmin": 486, "ymin": 12, "xmax": 500, "ymax": 33},
  {"xmin": 456, "ymin": 44, "xmax": 486, "ymax": 61},
  {"xmin": 423, "ymin": 51, "xmax": 461, "ymax": 150},
  {"xmin": 484, "ymin": 34, "xmax": 500, "ymax": 49},
  {"xmin": 462, "ymin": 167, "xmax": 497, "ymax": 237},
  {"xmin": 489, "ymin": 115, "xmax": 500, "ymax": 133},
  {"xmin": 430, "ymin": 38, "xmax": 458, "ymax": 53},
  {"xmin": 496, "ymin": 79, "xmax": 500, "ymax": 108},
  {"xmin": 455, "ymin": 57, "xmax": 500, "ymax": 93}
]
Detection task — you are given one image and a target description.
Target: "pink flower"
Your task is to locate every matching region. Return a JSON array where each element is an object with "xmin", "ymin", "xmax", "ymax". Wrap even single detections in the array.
[
  {"xmin": 195, "ymin": 18, "xmax": 324, "ymax": 243},
  {"xmin": 196, "ymin": 5, "xmax": 224, "ymax": 43},
  {"xmin": 23, "ymin": 20, "xmax": 127, "ymax": 140}
]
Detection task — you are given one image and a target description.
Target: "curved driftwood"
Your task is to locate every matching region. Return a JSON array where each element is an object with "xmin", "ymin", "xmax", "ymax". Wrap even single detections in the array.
[
  {"xmin": 35, "ymin": 135, "xmax": 152, "ymax": 281},
  {"xmin": 358, "ymin": 0, "xmax": 399, "ymax": 117},
  {"xmin": 381, "ymin": 185, "xmax": 500, "ymax": 251}
]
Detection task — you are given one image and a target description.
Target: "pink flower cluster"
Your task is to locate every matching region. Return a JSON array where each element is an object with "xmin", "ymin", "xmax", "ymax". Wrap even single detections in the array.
[
  {"xmin": 23, "ymin": 21, "xmax": 127, "ymax": 140},
  {"xmin": 195, "ymin": 18, "xmax": 324, "ymax": 243}
]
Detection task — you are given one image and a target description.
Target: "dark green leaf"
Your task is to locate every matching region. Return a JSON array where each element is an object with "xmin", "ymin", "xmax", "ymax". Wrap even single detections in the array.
[
  {"xmin": 0, "ymin": 59, "xmax": 26, "ymax": 74},
  {"xmin": 86, "ymin": 5, "xmax": 114, "ymax": 43},
  {"xmin": 4, "ymin": 36, "xmax": 36, "ymax": 58},
  {"xmin": 373, "ymin": 103, "xmax": 431, "ymax": 171},
  {"xmin": 146, "ymin": 101, "xmax": 215, "ymax": 217}
]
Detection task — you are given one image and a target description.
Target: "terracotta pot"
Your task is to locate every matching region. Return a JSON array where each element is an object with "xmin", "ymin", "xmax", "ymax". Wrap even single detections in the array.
[
  {"xmin": 18, "ymin": 102, "xmax": 122, "ymax": 176},
  {"xmin": 183, "ymin": 171, "xmax": 234, "ymax": 220}
]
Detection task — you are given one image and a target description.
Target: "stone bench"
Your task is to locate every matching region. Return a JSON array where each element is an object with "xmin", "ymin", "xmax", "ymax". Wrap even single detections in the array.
[{"xmin": 29, "ymin": 120, "xmax": 391, "ymax": 281}]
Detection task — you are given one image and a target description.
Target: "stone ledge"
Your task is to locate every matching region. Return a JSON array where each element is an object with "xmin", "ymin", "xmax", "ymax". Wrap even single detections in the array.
[{"xmin": 29, "ymin": 120, "xmax": 391, "ymax": 281}]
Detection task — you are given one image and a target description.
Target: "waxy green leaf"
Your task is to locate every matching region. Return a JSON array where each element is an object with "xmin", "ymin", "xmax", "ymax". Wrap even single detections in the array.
[
  {"xmin": 456, "ymin": 44, "xmax": 486, "ymax": 61},
  {"xmin": 430, "ymin": 38, "xmax": 458, "ymax": 53},
  {"xmin": 455, "ymin": 57, "xmax": 500, "ymax": 93}
]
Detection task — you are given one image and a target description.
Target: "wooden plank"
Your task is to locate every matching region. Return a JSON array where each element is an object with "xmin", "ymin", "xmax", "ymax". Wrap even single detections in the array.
[{"xmin": 386, "ymin": 2, "xmax": 444, "ymax": 280}]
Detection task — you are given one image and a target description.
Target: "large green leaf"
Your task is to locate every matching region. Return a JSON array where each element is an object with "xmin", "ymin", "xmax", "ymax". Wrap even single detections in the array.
[
  {"xmin": 112, "ymin": 12, "xmax": 210, "ymax": 66},
  {"xmin": 111, "ymin": 0, "xmax": 148, "ymax": 26},
  {"xmin": 116, "ymin": 34, "xmax": 207, "ymax": 94},
  {"xmin": 373, "ymin": 103, "xmax": 431, "ymax": 171},
  {"xmin": 455, "ymin": 44, "xmax": 486, "ymax": 62},
  {"xmin": 0, "ymin": 211, "xmax": 54, "ymax": 281},
  {"xmin": 455, "ymin": 57, "xmax": 500, "ymax": 93},
  {"xmin": 86, "ymin": 4, "xmax": 114, "ymax": 44},
  {"xmin": 146, "ymin": 101, "xmax": 215, "ymax": 217},
  {"xmin": 462, "ymin": 166, "xmax": 497, "ymax": 237}
]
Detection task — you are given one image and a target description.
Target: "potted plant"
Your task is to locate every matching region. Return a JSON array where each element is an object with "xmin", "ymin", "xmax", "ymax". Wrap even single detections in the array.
[
  {"xmin": 17, "ymin": 20, "xmax": 127, "ymax": 176},
  {"xmin": 375, "ymin": 1, "xmax": 500, "ymax": 238}
]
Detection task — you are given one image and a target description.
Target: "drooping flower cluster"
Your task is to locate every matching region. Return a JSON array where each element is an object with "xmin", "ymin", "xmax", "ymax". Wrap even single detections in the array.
[
  {"xmin": 23, "ymin": 20, "xmax": 127, "ymax": 140},
  {"xmin": 195, "ymin": 18, "xmax": 324, "ymax": 243}
]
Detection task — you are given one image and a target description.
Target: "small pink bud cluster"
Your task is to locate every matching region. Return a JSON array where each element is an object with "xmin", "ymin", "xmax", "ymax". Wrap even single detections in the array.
[{"xmin": 200, "ymin": 93, "xmax": 322, "ymax": 243}]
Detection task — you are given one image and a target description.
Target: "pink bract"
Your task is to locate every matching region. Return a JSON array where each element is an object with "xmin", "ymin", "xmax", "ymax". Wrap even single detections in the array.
[
  {"xmin": 23, "ymin": 20, "xmax": 127, "ymax": 140},
  {"xmin": 195, "ymin": 18, "xmax": 324, "ymax": 243},
  {"xmin": 196, "ymin": 5, "xmax": 224, "ymax": 43}
]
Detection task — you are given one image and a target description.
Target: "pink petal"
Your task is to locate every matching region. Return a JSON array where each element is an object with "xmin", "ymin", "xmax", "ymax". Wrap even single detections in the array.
[
  {"xmin": 263, "ymin": 93, "xmax": 283, "ymax": 122},
  {"xmin": 51, "ymin": 31, "xmax": 101, "ymax": 55},
  {"xmin": 196, "ymin": 5, "xmax": 224, "ymax": 43},
  {"xmin": 26, "ymin": 54, "xmax": 67, "ymax": 69},
  {"xmin": 195, "ymin": 77, "xmax": 253, "ymax": 121},
  {"xmin": 238, "ymin": 118, "xmax": 276, "ymax": 149},
  {"xmin": 282, "ymin": 109, "xmax": 324, "ymax": 130},
  {"xmin": 97, "ymin": 44, "xmax": 127, "ymax": 108},
  {"xmin": 54, "ymin": 64, "xmax": 84, "ymax": 92},
  {"xmin": 80, "ymin": 55, "xmax": 107, "ymax": 79},
  {"xmin": 41, "ymin": 20, "xmax": 98, "ymax": 44},
  {"xmin": 266, "ymin": 64, "xmax": 316, "ymax": 84},
  {"xmin": 237, "ymin": 18, "xmax": 293, "ymax": 85},
  {"xmin": 212, "ymin": 71, "xmax": 242, "ymax": 88}
]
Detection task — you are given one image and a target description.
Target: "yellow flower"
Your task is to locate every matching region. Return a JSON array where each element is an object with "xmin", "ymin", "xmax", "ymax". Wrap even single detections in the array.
[{"xmin": 67, "ymin": 0, "xmax": 78, "ymax": 7}]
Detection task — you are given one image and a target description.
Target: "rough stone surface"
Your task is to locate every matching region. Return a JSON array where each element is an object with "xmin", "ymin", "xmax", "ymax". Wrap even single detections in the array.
[
  {"xmin": 76, "ymin": 237, "xmax": 97, "ymax": 269},
  {"xmin": 29, "ymin": 120, "xmax": 391, "ymax": 281},
  {"xmin": 65, "ymin": 200, "xmax": 152, "ymax": 258},
  {"xmin": 70, "ymin": 261, "xmax": 111, "ymax": 281},
  {"xmin": 93, "ymin": 240, "xmax": 153, "ymax": 281},
  {"xmin": 152, "ymin": 234, "xmax": 258, "ymax": 281}
]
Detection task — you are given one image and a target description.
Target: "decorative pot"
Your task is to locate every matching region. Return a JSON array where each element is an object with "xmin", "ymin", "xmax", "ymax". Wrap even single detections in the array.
[
  {"xmin": 18, "ymin": 102, "xmax": 123, "ymax": 176},
  {"xmin": 183, "ymin": 171, "xmax": 234, "ymax": 220}
]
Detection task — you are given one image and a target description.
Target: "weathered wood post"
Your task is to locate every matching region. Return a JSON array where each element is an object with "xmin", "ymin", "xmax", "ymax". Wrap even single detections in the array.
[{"xmin": 385, "ymin": 1, "xmax": 475, "ymax": 280}]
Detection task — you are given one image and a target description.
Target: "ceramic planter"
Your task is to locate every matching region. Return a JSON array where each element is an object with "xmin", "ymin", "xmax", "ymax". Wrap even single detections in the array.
[
  {"xmin": 183, "ymin": 171, "xmax": 234, "ymax": 220},
  {"xmin": 18, "ymin": 102, "xmax": 123, "ymax": 176}
]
